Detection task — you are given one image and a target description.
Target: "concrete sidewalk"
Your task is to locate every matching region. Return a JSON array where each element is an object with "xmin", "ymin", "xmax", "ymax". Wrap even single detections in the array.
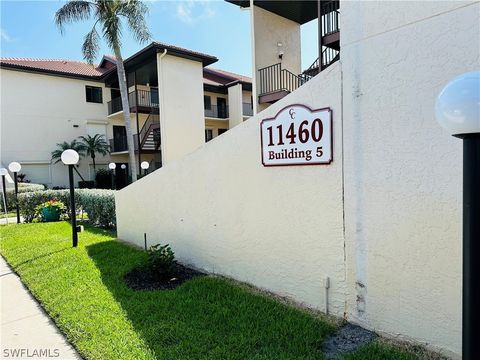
[{"xmin": 0, "ymin": 256, "xmax": 81, "ymax": 359}]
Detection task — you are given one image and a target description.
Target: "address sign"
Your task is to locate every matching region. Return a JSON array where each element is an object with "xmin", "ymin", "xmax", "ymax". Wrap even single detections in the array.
[{"xmin": 260, "ymin": 104, "xmax": 332, "ymax": 166}]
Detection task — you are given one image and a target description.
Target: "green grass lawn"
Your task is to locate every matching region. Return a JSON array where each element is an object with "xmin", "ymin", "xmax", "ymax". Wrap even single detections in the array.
[{"xmin": 0, "ymin": 222, "xmax": 436, "ymax": 360}]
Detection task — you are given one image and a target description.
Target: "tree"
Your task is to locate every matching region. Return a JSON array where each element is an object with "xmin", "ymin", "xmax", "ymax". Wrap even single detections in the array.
[
  {"xmin": 51, "ymin": 139, "xmax": 87, "ymax": 181},
  {"xmin": 55, "ymin": 0, "xmax": 151, "ymax": 182},
  {"xmin": 78, "ymin": 134, "xmax": 110, "ymax": 172},
  {"xmin": 51, "ymin": 140, "xmax": 85, "ymax": 164}
]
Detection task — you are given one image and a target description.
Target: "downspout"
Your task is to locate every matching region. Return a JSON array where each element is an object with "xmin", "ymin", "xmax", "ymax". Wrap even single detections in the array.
[{"xmin": 157, "ymin": 49, "xmax": 167, "ymax": 166}]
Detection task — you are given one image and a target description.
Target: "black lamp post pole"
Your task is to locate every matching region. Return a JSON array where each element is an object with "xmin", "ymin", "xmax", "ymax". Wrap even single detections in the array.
[
  {"xmin": 1, "ymin": 175, "xmax": 7, "ymax": 210},
  {"xmin": 13, "ymin": 172, "xmax": 20, "ymax": 223},
  {"xmin": 68, "ymin": 165, "xmax": 78, "ymax": 247},
  {"xmin": 460, "ymin": 133, "xmax": 480, "ymax": 360},
  {"xmin": 111, "ymin": 170, "xmax": 115, "ymax": 190}
]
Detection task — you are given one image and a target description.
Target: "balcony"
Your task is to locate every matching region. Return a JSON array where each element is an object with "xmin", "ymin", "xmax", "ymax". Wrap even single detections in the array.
[
  {"xmin": 204, "ymin": 105, "xmax": 229, "ymax": 119},
  {"xmin": 242, "ymin": 102, "xmax": 253, "ymax": 116},
  {"xmin": 107, "ymin": 88, "xmax": 159, "ymax": 115},
  {"xmin": 258, "ymin": 63, "xmax": 308, "ymax": 103}
]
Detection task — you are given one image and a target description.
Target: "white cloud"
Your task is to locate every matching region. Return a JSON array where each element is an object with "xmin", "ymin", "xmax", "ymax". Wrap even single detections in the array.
[
  {"xmin": 176, "ymin": 1, "xmax": 215, "ymax": 24},
  {"xmin": 0, "ymin": 28, "xmax": 14, "ymax": 42}
]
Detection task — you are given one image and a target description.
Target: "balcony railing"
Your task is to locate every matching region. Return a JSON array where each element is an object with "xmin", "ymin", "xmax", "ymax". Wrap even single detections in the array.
[
  {"xmin": 321, "ymin": 0, "xmax": 340, "ymax": 36},
  {"xmin": 258, "ymin": 63, "xmax": 307, "ymax": 97},
  {"xmin": 108, "ymin": 88, "xmax": 159, "ymax": 115},
  {"xmin": 204, "ymin": 105, "xmax": 229, "ymax": 119},
  {"xmin": 242, "ymin": 102, "xmax": 253, "ymax": 116}
]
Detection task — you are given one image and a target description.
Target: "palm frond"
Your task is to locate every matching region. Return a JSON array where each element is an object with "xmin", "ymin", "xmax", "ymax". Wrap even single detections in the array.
[
  {"xmin": 54, "ymin": 1, "xmax": 93, "ymax": 34},
  {"xmin": 78, "ymin": 134, "xmax": 111, "ymax": 159},
  {"xmin": 82, "ymin": 25, "xmax": 100, "ymax": 64},
  {"xmin": 51, "ymin": 140, "xmax": 85, "ymax": 163},
  {"xmin": 119, "ymin": 0, "xmax": 151, "ymax": 44}
]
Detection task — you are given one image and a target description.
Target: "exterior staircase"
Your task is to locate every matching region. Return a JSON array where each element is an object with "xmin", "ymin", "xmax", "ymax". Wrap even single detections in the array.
[{"xmin": 135, "ymin": 110, "xmax": 161, "ymax": 152}]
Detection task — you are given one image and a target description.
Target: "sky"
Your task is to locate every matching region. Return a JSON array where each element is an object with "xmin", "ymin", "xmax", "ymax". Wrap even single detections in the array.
[{"xmin": 0, "ymin": 0, "xmax": 318, "ymax": 77}]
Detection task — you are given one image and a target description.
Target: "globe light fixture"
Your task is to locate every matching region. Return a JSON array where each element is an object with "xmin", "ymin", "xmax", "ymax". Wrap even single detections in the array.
[
  {"xmin": 60, "ymin": 149, "xmax": 80, "ymax": 165},
  {"xmin": 8, "ymin": 162, "xmax": 21, "ymax": 173},
  {"xmin": 121, "ymin": 164, "xmax": 126, "ymax": 170},
  {"xmin": 435, "ymin": 71, "xmax": 480, "ymax": 360},
  {"xmin": 108, "ymin": 163, "xmax": 116, "ymax": 190},
  {"xmin": 8, "ymin": 162, "xmax": 22, "ymax": 223},
  {"xmin": 140, "ymin": 161, "xmax": 150, "ymax": 175},
  {"xmin": 61, "ymin": 149, "xmax": 80, "ymax": 247}
]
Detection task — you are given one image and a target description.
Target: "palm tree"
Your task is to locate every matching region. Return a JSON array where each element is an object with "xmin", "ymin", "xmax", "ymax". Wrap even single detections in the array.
[
  {"xmin": 51, "ymin": 139, "xmax": 86, "ymax": 181},
  {"xmin": 55, "ymin": 0, "xmax": 151, "ymax": 182},
  {"xmin": 51, "ymin": 139, "xmax": 85, "ymax": 164},
  {"xmin": 78, "ymin": 134, "xmax": 110, "ymax": 172}
]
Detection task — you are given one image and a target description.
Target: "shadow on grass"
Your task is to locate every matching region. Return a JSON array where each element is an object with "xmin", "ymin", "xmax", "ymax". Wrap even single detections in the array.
[
  {"xmin": 86, "ymin": 239, "xmax": 333, "ymax": 359},
  {"xmin": 13, "ymin": 247, "xmax": 71, "ymax": 269}
]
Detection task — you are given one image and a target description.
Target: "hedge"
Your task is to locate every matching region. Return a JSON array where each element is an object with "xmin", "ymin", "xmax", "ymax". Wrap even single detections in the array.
[
  {"xmin": 17, "ymin": 189, "xmax": 116, "ymax": 227},
  {"xmin": 4, "ymin": 183, "xmax": 45, "ymax": 210}
]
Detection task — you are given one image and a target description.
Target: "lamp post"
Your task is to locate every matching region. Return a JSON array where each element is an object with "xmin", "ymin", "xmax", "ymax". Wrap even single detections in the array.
[
  {"xmin": 435, "ymin": 71, "xmax": 480, "ymax": 360},
  {"xmin": 140, "ymin": 161, "xmax": 150, "ymax": 176},
  {"xmin": 61, "ymin": 150, "xmax": 80, "ymax": 247},
  {"xmin": 0, "ymin": 168, "xmax": 8, "ymax": 211},
  {"xmin": 108, "ymin": 162, "xmax": 116, "ymax": 190},
  {"xmin": 8, "ymin": 162, "xmax": 21, "ymax": 223}
]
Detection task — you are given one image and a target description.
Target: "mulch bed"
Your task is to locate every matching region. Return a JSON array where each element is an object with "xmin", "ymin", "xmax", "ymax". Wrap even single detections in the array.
[{"xmin": 124, "ymin": 262, "xmax": 205, "ymax": 291}]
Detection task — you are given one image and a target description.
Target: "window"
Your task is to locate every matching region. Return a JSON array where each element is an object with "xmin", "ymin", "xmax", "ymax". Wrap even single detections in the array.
[
  {"xmin": 205, "ymin": 129, "xmax": 213, "ymax": 142},
  {"xmin": 204, "ymin": 95, "xmax": 211, "ymax": 110},
  {"xmin": 86, "ymin": 86, "xmax": 103, "ymax": 103},
  {"xmin": 218, "ymin": 129, "xmax": 228, "ymax": 135}
]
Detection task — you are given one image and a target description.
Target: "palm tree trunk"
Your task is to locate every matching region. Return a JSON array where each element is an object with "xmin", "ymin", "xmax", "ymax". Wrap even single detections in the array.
[
  {"xmin": 92, "ymin": 154, "xmax": 96, "ymax": 173},
  {"xmin": 113, "ymin": 45, "xmax": 138, "ymax": 182}
]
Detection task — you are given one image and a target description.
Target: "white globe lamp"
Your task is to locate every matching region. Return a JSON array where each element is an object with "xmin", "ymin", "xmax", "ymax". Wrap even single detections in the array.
[
  {"xmin": 61, "ymin": 149, "xmax": 80, "ymax": 247},
  {"xmin": 8, "ymin": 162, "xmax": 21, "ymax": 173},
  {"xmin": 108, "ymin": 162, "xmax": 116, "ymax": 170},
  {"xmin": 60, "ymin": 149, "xmax": 80, "ymax": 165},
  {"xmin": 8, "ymin": 162, "xmax": 21, "ymax": 223},
  {"xmin": 435, "ymin": 71, "xmax": 480, "ymax": 359}
]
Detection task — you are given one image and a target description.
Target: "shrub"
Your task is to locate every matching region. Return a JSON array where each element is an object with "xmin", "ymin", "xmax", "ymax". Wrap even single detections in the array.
[
  {"xmin": 17, "ymin": 189, "xmax": 116, "ymax": 227},
  {"xmin": 78, "ymin": 181, "xmax": 95, "ymax": 189},
  {"xmin": 5, "ymin": 183, "xmax": 45, "ymax": 210},
  {"xmin": 147, "ymin": 244, "xmax": 175, "ymax": 279},
  {"xmin": 76, "ymin": 189, "xmax": 116, "ymax": 227},
  {"xmin": 95, "ymin": 169, "xmax": 111, "ymax": 189}
]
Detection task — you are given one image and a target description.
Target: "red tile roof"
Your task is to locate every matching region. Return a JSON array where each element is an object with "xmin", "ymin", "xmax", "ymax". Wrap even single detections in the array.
[
  {"xmin": 0, "ymin": 58, "xmax": 108, "ymax": 78},
  {"xmin": 205, "ymin": 67, "xmax": 252, "ymax": 84}
]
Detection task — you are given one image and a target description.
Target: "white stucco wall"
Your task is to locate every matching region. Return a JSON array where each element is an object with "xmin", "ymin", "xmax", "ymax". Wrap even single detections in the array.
[
  {"xmin": 227, "ymin": 83, "xmax": 243, "ymax": 128},
  {"xmin": 341, "ymin": 1, "xmax": 479, "ymax": 356},
  {"xmin": 157, "ymin": 54, "xmax": 205, "ymax": 165},
  {"xmin": 116, "ymin": 1, "xmax": 478, "ymax": 356},
  {"xmin": 117, "ymin": 65, "xmax": 346, "ymax": 315},
  {"xmin": 0, "ymin": 69, "xmax": 109, "ymax": 187},
  {"xmin": 252, "ymin": 5, "xmax": 301, "ymax": 112}
]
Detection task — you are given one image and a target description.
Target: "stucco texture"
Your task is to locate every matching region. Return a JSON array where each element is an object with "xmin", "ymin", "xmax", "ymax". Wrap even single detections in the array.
[
  {"xmin": 341, "ymin": 1, "xmax": 479, "ymax": 356},
  {"xmin": 116, "ymin": 65, "xmax": 346, "ymax": 315}
]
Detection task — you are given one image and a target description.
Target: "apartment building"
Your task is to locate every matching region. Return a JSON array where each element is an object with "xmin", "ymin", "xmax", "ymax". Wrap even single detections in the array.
[{"xmin": 0, "ymin": 41, "xmax": 252, "ymax": 188}]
